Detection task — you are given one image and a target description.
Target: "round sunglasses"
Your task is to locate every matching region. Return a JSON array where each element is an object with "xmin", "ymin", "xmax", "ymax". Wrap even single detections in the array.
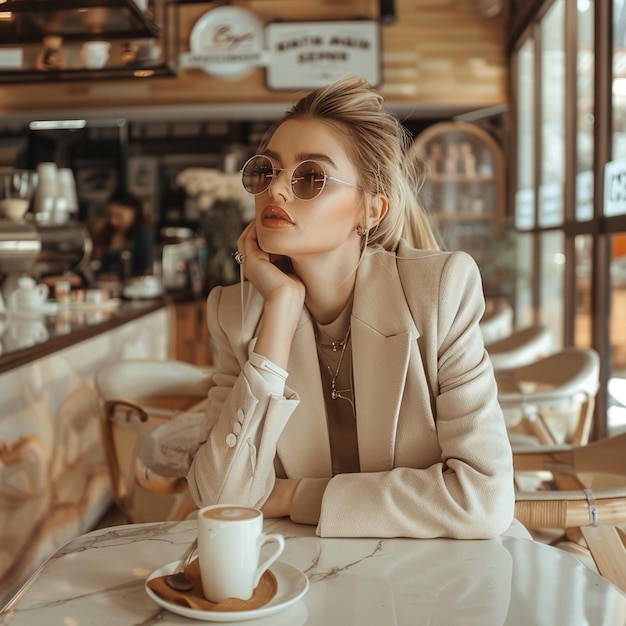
[{"xmin": 241, "ymin": 155, "xmax": 361, "ymax": 201}]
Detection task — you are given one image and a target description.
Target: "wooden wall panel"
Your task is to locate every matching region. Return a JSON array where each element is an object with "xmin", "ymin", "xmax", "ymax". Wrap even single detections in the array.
[{"xmin": 0, "ymin": 0, "xmax": 507, "ymax": 117}]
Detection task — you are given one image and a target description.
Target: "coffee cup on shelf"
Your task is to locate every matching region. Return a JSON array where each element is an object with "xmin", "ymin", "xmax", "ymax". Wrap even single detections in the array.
[
  {"xmin": 81, "ymin": 41, "xmax": 111, "ymax": 69},
  {"xmin": 197, "ymin": 505, "xmax": 285, "ymax": 603}
]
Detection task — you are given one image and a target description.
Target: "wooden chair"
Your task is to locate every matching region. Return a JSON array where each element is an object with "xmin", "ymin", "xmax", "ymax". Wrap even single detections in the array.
[
  {"xmin": 514, "ymin": 433, "xmax": 626, "ymax": 593},
  {"xmin": 485, "ymin": 324, "xmax": 552, "ymax": 370},
  {"xmin": 496, "ymin": 347, "xmax": 600, "ymax": 448},
  {"xmin": 95, "ymin": 359, "xmax": 213, "ymax": 523}
]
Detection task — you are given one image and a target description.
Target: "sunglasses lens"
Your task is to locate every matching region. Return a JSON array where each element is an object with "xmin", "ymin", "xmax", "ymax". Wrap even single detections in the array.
[
  {"xmin": 292, "ymin": 161, "xmax": 326, "ymax": 200},
  {"xmin": 242, "ymin": 156, "xmax": 274, "ymax": 195}
]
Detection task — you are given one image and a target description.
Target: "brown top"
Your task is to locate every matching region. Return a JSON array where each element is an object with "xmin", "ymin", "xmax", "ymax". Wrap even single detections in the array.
[{"xmin": 315, "ymin": 304, "xmax": 360, "ymax": 476}]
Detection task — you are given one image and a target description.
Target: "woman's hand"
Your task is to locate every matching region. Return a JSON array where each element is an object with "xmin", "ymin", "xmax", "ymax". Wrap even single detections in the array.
[
  {"xmin": 236, "ymin": 222, "xmax": 305, "ymax": 306},
  {"xmin": 236, "ymin": 222, "xmax": 304, "ymax": 369}
]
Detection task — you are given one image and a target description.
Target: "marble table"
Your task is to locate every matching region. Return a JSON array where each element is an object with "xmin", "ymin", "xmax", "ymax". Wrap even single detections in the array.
[{"xmin": 2, "ymin": 517, "xmax": 626, "ymax": 625}]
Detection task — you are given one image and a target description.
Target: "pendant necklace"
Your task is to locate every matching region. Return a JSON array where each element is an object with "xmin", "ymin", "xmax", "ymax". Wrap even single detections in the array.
[
  {"xmin": 317, "ymin": 327, "xmax": 350, "ymax": 352},
  {"xmin": 315, "ymin": 326, "xmax": 352, "ymax": 401}
]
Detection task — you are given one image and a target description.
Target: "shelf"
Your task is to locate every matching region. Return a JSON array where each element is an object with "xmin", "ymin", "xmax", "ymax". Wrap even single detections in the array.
[
  {"xmin": 0, "ymin": 62, "xmax": 176, "ymax": 83},
  {"xmin": 427, "ymin": 174, "xmax": 498, "ymax": 184},
  {"xmin": 434, "ymin": 212, "xmax": 497, "ymax": 222},
  {"xmin": 0, "ymin": 0, "xmax": 158, "ymax": 44}
]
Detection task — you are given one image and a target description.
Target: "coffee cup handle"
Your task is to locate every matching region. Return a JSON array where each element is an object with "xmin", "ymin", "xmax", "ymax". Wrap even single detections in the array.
[{"xmin": 253, "ymin": 533, "xmax": 285, "ymax": 588}]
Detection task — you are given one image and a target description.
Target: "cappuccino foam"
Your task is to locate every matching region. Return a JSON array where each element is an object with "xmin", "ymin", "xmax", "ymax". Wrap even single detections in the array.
[{"xmin": 201, "ymin": 506, "xmax": 259, "ymax": 521}]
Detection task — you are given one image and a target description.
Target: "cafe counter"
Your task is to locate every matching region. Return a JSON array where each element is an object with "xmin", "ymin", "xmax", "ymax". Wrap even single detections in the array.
[{"xmin": 0, "ymin": 296, "xmax": 172, "ymax": 608}]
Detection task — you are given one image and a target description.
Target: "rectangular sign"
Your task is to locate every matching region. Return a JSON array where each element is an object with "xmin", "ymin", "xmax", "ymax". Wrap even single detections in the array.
[
  {"xmin": 265, "ymin": 21, "xmax": 381, "ymax": 90},
  {"xmin": 604, "ymin": 158, "xmax": 626, "ymax": 217},
  {"xmin": 538, "ymin": 182, "xmax": 563, "ymax": 227},
  {"xmin": 576, "ymin": 170, "xmax": 594, "ymax": 221}
]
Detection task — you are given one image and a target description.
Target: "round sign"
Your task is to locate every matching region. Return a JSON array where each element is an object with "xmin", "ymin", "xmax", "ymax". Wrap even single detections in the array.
[{"xmin": 188, "ymin": 6, "xmax": 265, "ymax": 78}]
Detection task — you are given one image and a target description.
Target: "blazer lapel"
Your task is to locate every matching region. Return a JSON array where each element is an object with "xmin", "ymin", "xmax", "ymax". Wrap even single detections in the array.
[{"xmin": 351, "ymin": 249, "xmax": 420, "ymax": 472}]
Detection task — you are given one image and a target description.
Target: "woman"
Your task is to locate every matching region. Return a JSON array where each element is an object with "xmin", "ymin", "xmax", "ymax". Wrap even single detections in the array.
[
  {"xmin": 92, "ymin": 190, "xmax": 155, "ymax": 279},
  {"xmin": 187, "ymin": 76, "xmax": 516, "ymax": 539}
]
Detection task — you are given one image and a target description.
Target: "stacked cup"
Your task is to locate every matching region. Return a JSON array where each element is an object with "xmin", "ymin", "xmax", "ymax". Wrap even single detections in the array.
[
  {"xmin": 33, "ymin": 162, "xmax": 58, "ymax": 221},
  {"xmin": 55, "ymin": 168, "xmax": 78, "ymax": 222}
]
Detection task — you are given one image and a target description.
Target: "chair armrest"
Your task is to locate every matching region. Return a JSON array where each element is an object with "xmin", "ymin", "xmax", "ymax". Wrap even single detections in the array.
[
  {"xmin": 513, "ymin": 447, "xmax": 575, "ymax": 472},
  {"xmin": 515, "ymin": 487, "xmax": 626, "ymax": 528}
]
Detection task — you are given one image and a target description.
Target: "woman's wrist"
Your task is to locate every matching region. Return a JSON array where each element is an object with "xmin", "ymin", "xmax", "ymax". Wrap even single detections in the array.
[{"xmin": 254, "ymin": 292, "xmax": 302, "ymax": 368}]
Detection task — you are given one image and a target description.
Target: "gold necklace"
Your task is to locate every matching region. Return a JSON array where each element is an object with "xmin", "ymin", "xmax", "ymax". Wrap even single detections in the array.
[
  {"xmin": 315, "ymin": 327, "xmax": 352, "ymax": 400},
  {"xmin": 317, "ymin": 327, "xmax": 350, "ymax": 352}
]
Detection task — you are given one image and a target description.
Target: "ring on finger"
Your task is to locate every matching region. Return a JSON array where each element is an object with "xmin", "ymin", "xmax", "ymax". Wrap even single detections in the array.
[{"xmin": 233, "ymin": 251, "xmax": 246, "ymax": 265}]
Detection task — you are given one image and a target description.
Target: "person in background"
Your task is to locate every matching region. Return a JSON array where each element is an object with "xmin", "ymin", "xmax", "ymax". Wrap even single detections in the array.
[
  {"xmin": 186, "ymin": 76, "xmax": 520, "ymax": 539},
  {"xmin": 91, "ymin": 190, "xmax": 155, "ymax": 280}
]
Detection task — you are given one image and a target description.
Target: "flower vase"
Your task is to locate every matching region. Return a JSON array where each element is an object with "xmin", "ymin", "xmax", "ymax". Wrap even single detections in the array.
[{"xmin": 201, "ymin": 199, "xmax": 244, "ymax": 289}]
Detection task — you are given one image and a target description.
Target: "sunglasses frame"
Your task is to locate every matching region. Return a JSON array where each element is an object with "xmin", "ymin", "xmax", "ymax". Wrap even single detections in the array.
[{"xmin": 241, "ymin": 154, "xmax": 361, "ymax": 201}]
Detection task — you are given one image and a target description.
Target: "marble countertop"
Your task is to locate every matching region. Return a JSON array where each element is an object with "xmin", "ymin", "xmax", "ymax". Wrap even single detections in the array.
[
  {"xmin": 2, "ymin": 517, "xmax": 625, "ymax": 625},
  {"xmin": 0, "ymin": 296, "xmax": 167, "ymax": 374}
]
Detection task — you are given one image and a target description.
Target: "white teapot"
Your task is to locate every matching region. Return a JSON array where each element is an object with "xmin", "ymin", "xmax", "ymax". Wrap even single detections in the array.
[{"xmin": 8, "ymin": 276, "xmax": 49, "ymax": 311}]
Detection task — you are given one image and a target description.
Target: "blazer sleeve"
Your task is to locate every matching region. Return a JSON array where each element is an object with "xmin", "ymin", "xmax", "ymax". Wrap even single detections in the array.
[
  {"xmin": 316, "ymin": 252, "xmax": 515, "ymax": 539},
  {"xmin": 186, "ymin": 286, "xmax": 300, "ymax": 508}
]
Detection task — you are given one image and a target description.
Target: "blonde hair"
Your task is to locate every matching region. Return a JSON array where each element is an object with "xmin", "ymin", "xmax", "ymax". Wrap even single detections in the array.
[{"xmin": 260, "ymin": 76, "xmax": 440, "ymax": 251}]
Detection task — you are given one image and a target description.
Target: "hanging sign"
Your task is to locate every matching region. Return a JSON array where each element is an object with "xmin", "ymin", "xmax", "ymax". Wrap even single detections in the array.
[
  {"xmin": 179, "ymin": 8, "xmax": 380, "ymax": 89},
  {"xmin": 265, "ymin": 21, "xmax": 380, "ymax": 90},
  {"xmin": 179, "ymin": 6, "xmax": 265, "ymax": 78}
]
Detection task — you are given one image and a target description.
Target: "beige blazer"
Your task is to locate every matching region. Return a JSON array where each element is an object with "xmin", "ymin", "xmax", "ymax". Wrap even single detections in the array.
[{"xmin": 188, "ymin": 241, "xmax": 515, "ymax": 538}]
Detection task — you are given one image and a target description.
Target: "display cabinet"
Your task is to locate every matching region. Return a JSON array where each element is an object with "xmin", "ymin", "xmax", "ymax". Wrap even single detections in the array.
[
  {"xmin": 409, "ymin": 121, "xmax": 505, "ymax": 222},
  {"xmin": 409, "ymin": 121, "xmax": 513, "ymax": 300}
]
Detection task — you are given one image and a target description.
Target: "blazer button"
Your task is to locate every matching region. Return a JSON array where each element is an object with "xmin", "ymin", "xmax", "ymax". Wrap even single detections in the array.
[
  {"xmin": 236, "ymin": 408, "xmax": 245, "ymax": 422},
  {"xmin": 233, "ymin": 422, "xmax": 242, "ymax": 435},
  {"xmin": 226, "ymin": 433, "xmax": 237, "ymax": 448}
]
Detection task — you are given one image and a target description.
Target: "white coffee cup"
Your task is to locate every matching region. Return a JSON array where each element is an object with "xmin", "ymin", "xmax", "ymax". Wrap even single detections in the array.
[
  {"xmin": 0, "ymin": 198, "xmax": 29, "ymax": 220},
  {"xmin": 197, "ymin": 505, "xmax": 285, "ymax": 603},
  {"xmin": 85, "ymin": 288, "xmax": 104, "ymax": 305},
  {"xmin": 81, "ymin": 41, "xmax": 111, "ymax": 69},
  {"xmin": 9, "ymin": 277, "xmax": 49, "ymax": 311}
]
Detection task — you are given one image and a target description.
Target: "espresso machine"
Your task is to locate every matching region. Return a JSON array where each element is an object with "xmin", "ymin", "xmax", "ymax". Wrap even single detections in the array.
[{"xmin": 0, "ymin": 219, "xmax": 94, "ymax": 303}]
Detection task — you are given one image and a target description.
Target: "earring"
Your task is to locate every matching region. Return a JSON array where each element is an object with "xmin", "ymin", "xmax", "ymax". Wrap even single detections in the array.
[{"xmin": 356, "ymin": 225, "xmax": 368, "ymax": 236}]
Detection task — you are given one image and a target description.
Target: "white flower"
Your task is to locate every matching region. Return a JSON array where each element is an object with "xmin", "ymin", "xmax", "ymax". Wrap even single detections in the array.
[{"xmin": 175, "ymin": 168, "xmax": 248, "ymax": 212}]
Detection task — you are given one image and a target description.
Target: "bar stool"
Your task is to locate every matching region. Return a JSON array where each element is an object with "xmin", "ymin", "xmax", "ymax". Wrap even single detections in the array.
[
  {"xmin": 496, "ymin": 347, "xmax": 600, "ymax": 449},
  {"xmin": 486, "ymin": 324, "xmax": 553, "ymax": 370},
  {"xmin": 480, "ymin": 298, "xmax": 513, "ymax": 344},
  {"xmin": 95, "ymin": 359, "xmax": 213, "ymax": 523}
]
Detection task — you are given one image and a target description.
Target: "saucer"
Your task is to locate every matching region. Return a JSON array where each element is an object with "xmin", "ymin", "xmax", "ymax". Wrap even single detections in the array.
[
  {"xmin": 122, "ymin": 285, "xmax": 163, "ymax": 300},
  {"xmin": 145, "ymin": 560, "xmax": 309, "ymax": 622},
  {"xmin": 6, "ymin": 304, "xmax": 54, "ymax": 318},
  {"xmin": 49, "ymin": 298, "xmax": 121, "ymax": 312}
]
